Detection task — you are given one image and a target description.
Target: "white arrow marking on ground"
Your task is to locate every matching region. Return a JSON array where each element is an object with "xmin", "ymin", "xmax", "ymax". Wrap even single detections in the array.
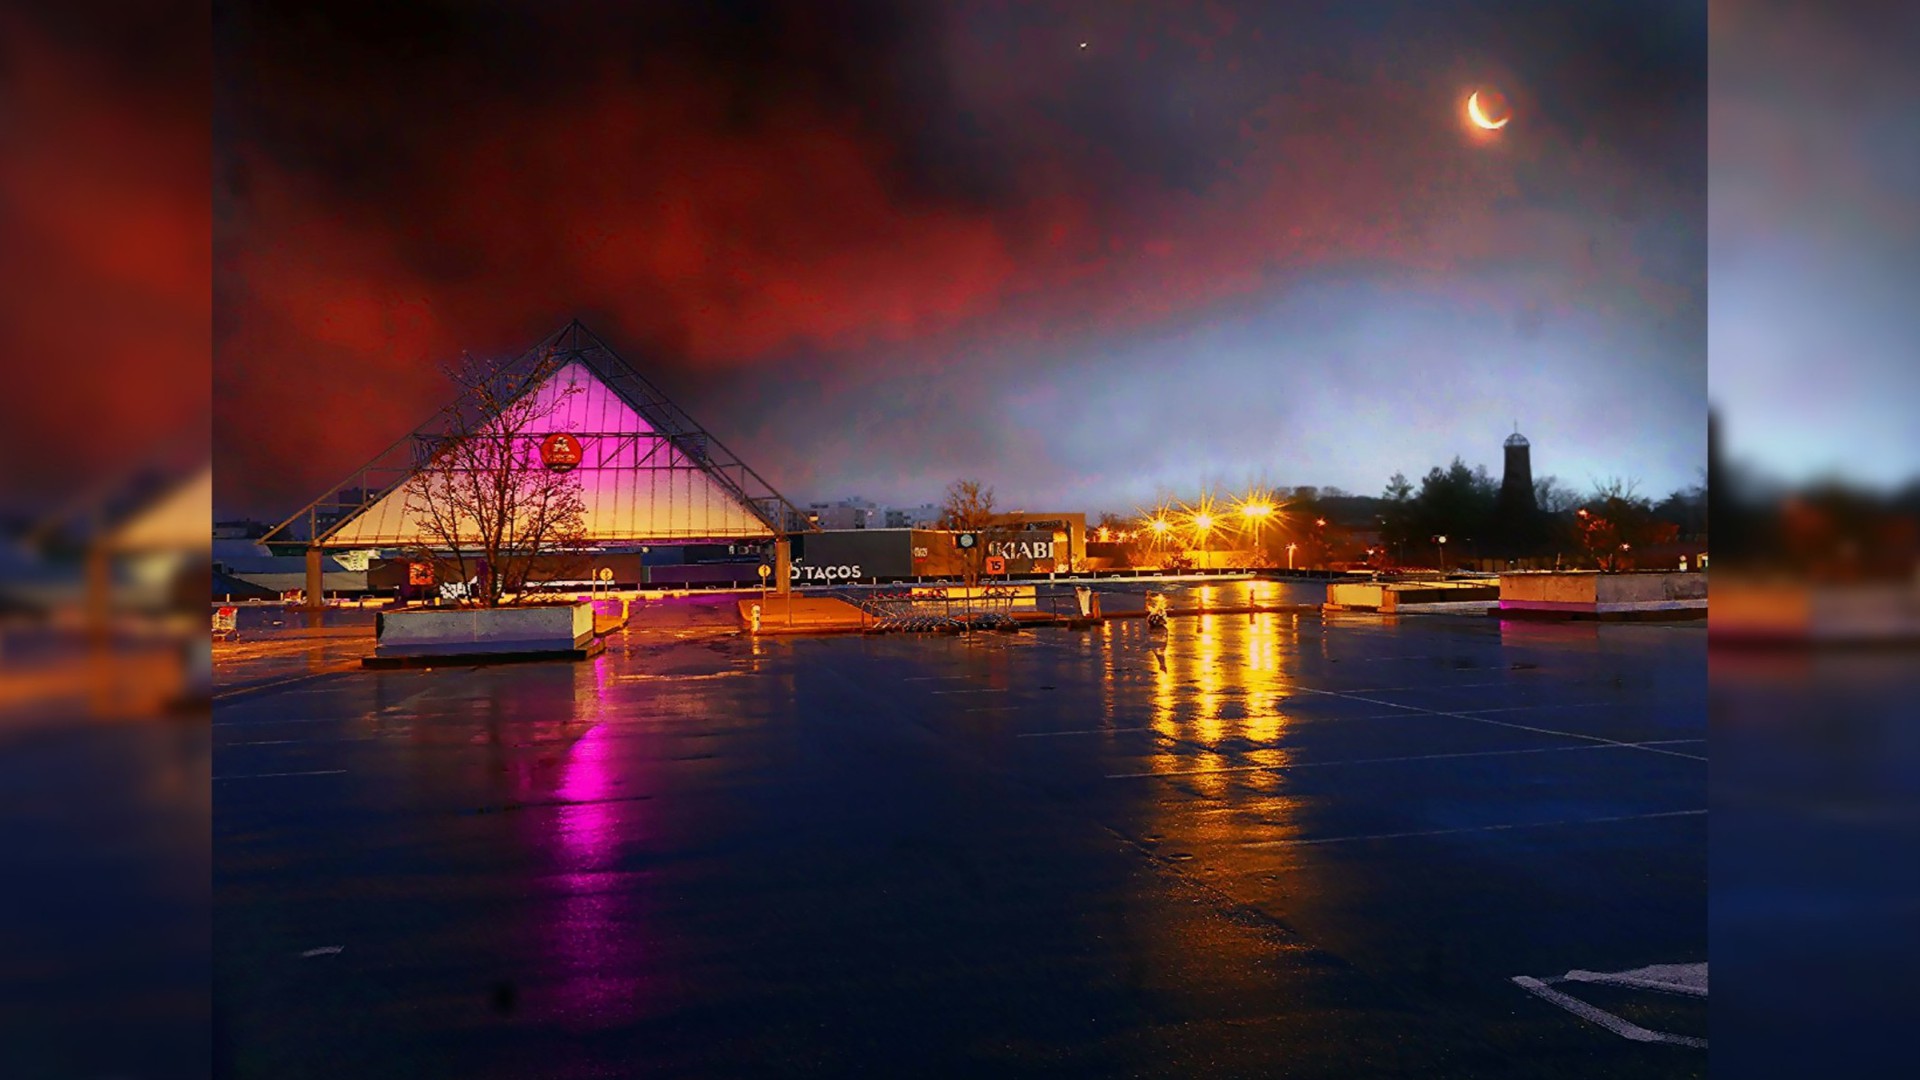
[{"xmin": 1513, "ymin": 962, "xmax": 1707, "ymax": 1048}]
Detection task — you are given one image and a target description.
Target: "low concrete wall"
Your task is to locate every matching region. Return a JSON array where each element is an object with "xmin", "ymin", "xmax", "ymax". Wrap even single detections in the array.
[
  {"xmin": 376, "ymin": 602, "xmax": 594, "ymax": 656},
  {"xmin": 1597, "ymin": 572, "xmax": 1708, "ymax": 607},
  {"xmin": 1326, "ymin": 582, "xmax": 1386, "ymax": 611},
  {"xmin": 1499, "ymin": 572, "xmax": 1706, "ymax": 618},
  {"xmin": 1499, "ymin": 573, "xmax": 1599, "ymax": 607},
  {"xmin": 1327, "ymin": 581, "xmax": 1498, "ymax": 612},
  {"xmin": 1384, "ymin": 584, "xmax": 1498, "ymax": 611}
]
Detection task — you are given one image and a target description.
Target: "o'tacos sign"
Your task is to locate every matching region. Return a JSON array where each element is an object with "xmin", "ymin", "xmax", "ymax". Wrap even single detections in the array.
[{"xmin": 790, "ymin": 562, "xmax": 862, "ymax": 583}]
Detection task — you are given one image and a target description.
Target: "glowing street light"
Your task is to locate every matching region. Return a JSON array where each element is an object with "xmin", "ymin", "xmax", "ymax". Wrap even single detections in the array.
[{"xmin": 1286, "ymin": 542, "xmax": 1297, "ymax": 570}]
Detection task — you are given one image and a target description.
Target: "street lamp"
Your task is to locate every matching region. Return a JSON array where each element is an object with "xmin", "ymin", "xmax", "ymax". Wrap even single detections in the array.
[
  {"xmin": 1190, "ymin": 512, "xmax": 1215, "ymax": 550},
  {"xmin": 1434, "ymin": 534, "xmax": 1448, "ymax": 571},
  {"xmin": 1239, "ymin": 500, "xmax": 1274, "ymax": 564},
  {"xmin": 1287, "ymin": 542, "xmax": 1297, "ymax": 570},
  {"xmin": 1240, "ymin": 501, "xmax": 1274, "ymax": 544}
]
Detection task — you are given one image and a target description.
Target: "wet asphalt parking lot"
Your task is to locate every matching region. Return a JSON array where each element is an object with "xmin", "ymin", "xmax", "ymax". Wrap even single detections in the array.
[{"xmin": 211, "ymin": 584, "xmax": 1706, "ymax": 1077}]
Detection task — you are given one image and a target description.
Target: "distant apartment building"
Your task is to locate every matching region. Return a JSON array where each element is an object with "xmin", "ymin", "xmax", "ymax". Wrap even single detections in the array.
[
  {"xmin": 795, "ymin": 498, "xmax": 941, "ymax": 532},
  {"xmin": 884, "ymin": 503, "xmax": 940, "ymax": 529},
  {"xmin": 808, "ymin": 498, "xmax": 878, "ymax": 530}
]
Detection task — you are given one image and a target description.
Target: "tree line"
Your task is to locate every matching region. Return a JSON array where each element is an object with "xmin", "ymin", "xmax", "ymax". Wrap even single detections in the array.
[{"xmin": 1375, "ymin": 458, "xmax": 1707, "ymax": 570}]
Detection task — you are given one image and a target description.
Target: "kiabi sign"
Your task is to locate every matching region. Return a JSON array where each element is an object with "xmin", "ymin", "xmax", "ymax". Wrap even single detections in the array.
[{"xmin": 987, "ymin": 539, "xmax": 1055, "ymax": 560}]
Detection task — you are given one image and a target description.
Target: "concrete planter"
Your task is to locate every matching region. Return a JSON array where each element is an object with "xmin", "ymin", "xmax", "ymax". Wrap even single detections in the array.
[
  {"xmin": 372, "ymin": 602, "xmax": 595, "ymax": 661},
  {"xmin": 1498, "ymin": 571, "xmax": 1707, "ymax": 619},
  {"xmin": 1326, "ymin": 580, "xmax": 1499, "ymax": 613}
]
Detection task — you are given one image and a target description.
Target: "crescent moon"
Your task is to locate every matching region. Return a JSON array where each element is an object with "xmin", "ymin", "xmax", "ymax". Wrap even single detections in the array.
[{"xmin": 1468, "ymin": 91, "xmax": 1508, "ymax": 130}]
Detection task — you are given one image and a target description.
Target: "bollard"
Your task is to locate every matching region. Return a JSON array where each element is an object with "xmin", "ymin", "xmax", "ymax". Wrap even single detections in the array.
[{"xmin": 750, "ymin": 604, "xmax": 762, "ymax": 633}]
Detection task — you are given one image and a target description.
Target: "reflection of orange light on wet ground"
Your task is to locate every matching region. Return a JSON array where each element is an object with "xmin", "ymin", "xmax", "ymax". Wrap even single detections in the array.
[
  {"xmin": 1242, "ymin": 614, "xmax": 1284, "ymax": 743},
  {"xmin": 1106, "ymin": 613, "xmax": 1315, "ymax": 961},
  {"xmin": 1151, "ymin": 624, "xmax": 1180, "ymax": 765},
  {"xmin": 1195, "ymin": 614, "xmax": 1223, "ymax": 749},
  {"xmin": 1191, "ymin": 769, "xmax": 1232, "ymax": 801}
]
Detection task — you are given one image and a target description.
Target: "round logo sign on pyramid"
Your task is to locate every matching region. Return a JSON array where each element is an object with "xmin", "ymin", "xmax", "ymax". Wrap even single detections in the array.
[{"xmin": 540, "ymin": 432, "xmax": 583, "ymax": 471}]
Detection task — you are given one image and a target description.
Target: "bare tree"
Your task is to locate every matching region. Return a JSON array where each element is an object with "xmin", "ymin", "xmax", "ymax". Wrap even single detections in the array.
[
  {"xmin": 938, "ymin": 479, "xmax": 1002, "ymax": 587},
  {"xmin": 404, "ymin": 348, "xmax": 589, "ymax": 607},
  {"xmin": 1573, "ymin": 476, "xmax": 1676, "ymax": 571},
  {"xmin": 1533, "ymin": 474, "xmax": 1579, "ymax": 514}
]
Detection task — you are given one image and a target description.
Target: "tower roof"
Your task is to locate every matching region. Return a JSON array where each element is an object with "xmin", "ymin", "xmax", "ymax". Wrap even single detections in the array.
[{"xmin": 1504, "ymin": 431, "xmax": 1529, "ymax": 448}]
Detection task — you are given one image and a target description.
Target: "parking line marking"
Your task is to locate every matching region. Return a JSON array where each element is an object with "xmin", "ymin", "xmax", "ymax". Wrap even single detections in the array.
[
  {"xmin": 213, "ymin": 770, "xmax": 348, "ymax": 781},
  {"xmin": 1289, "ymin": 686, "xmax": 1707, "ymax": 760},
  {"xmin": 932, "ymin": 688, "xmax": 1009, "ymax": 695},
  {"xmin": 1246, "ymin": 808, "xmax": 1706, "ymax": 848},
  {"xmin": 1336, "ymin": 680, "xmax": 1517, "ymax": 693},
  {"xmin": 1022, "ymin": 726, "xmax": 1157, "ymax": 739},
  {"xmin": 1512, "ymin": 975, "xmax": 1707, "ymax": 1048},
  {"xmin": 300, "ymin": 946, "xmax": 345, "ymax": 958},
  {"xmin": 1455, "ymin": 702, "xmax": 1611, "ymax": 715},
  {"xmin": 1105, "ymin": 739, "xmax": 1704, "ymax": 778},
  {"xmin": 220, "ymin": 736, "xmax": 374, "ymax": 747},
  {"xmin": 1563, "ymin": 962, "xmax": 1708, "ymax": 998}
]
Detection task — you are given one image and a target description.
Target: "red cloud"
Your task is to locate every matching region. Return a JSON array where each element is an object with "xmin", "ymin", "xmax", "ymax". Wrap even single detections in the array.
[
  {"xmin": 216, "ymin": 45, "xmax": 1669, "ymax": 515},
  {"xmin": 0, "ymin": 10, "xmax": 211, "ymax": 509}
]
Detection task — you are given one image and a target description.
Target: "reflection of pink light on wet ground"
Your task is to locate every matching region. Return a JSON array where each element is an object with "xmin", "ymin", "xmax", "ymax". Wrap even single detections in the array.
[{"xmin": 545, "ymin": 715, "xmax": 650, "ymax": 1027}]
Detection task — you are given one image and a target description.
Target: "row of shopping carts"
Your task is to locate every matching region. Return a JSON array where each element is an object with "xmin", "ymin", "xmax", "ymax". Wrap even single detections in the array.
[{"xmin": 843, "ymin": 587, "xmax": 1024, "ymax": 632}]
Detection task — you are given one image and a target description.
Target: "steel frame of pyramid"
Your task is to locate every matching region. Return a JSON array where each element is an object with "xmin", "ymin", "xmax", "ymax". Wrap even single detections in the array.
[{"xmin": 262, "ymin": 320, "xmax": 811, "ymax": 549}]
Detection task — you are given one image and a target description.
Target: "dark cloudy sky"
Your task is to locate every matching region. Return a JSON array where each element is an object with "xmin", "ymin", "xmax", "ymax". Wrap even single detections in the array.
[{"xmin": 210, "ymin": 0, "xmax": 1706, "ymax": 518}]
